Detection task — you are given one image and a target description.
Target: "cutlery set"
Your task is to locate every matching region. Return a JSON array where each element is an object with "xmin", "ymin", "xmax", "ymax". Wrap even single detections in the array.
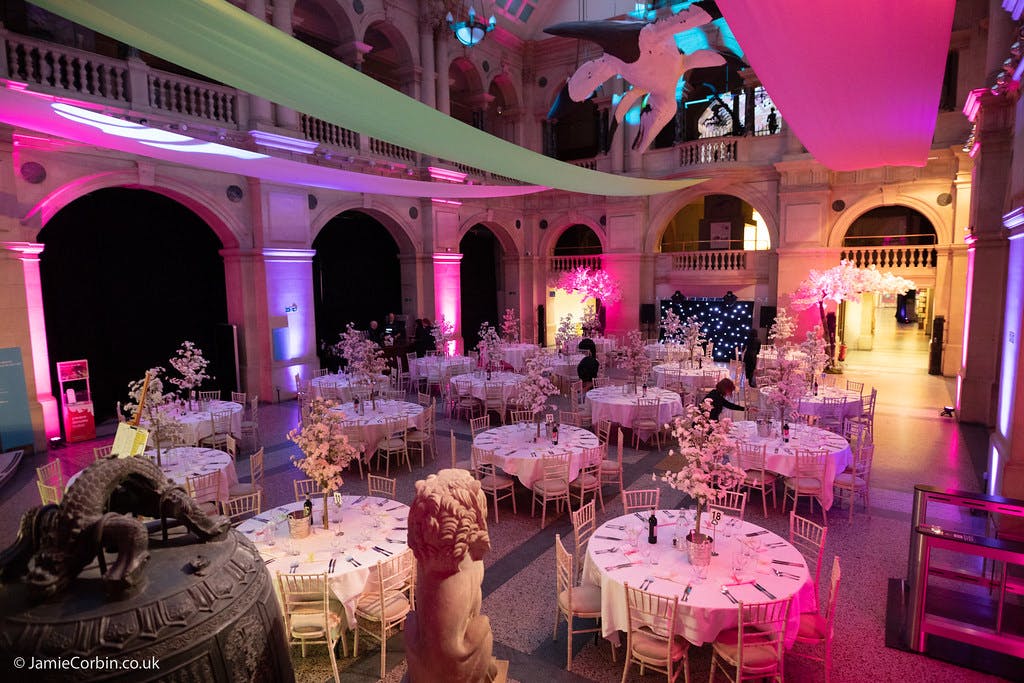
[
  {"xmin": 720, "ymin": 586, "xmax": 737, "ymax": 604},
  {"xmin": 289, "ymin": 562, "xmax": 300, "ymax": 574},
  {"xmin": 639, "ymin": 576, "xmax": 655, "ymax": 590},
  {"xmin": 594, "ymin": 535, "xmax": 623, "ymax": 541},
  {"xmin": 347, "ymin": 556, "xmax": 362, "ymax": 567},
  {"xmin": 372, "ymin": 545, "xmax": 393, "ymax": 557},
  {"xmin": 327, "ymin": 558, "xmax": 337, "ymax": 573},
  {"xmin": 772, "ymin": 567, "xmax": 800, "ymax": 580}
]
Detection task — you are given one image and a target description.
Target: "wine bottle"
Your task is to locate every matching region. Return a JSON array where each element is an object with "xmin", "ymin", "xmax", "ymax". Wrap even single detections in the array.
[
  {"xmin": 552, "ymin": 424, "xmax": 559, "ymax": 445},
  {"xmin": 813, "ymin": 380, "xmax": 819, "ymax": 396},
  {"xmin": 648, "ymin": 509, "xmax": 658, "ymax": 544},
  {"xmin": 782, "ymin": 423, "xmax": 790, "ymax": 443},
  {"xmin": 303, "ymin": 494, "xmax": 313, "ymax": 518}
]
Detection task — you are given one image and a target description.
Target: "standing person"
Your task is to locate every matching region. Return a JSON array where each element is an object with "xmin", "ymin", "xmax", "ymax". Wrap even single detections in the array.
[
  {"xmin": 743, "ymin": 328, "xmax": 761, "ymax": 387},
  {"xmin": 416, "ymin": 318, "xmax": 436, "ymax": 357},
  {"xmin": 367, "ymin": 320, "xmax": 384, "ymax": 345},
  {"xmin": 576, "ymin": 338, "xmax": 599, "ymax": 391},
  {"xmin": 702, "ymin": 378, "xmax": 744, "ymax": 420}
]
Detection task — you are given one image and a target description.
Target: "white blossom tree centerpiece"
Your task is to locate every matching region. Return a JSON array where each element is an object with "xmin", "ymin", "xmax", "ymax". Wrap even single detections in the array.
[
  {"xmin": 790, "ymin": 260, "xmax": 916, "ymax": 371},
  {"xmin": 516, "ymin": 356, "xmax": 561, "ymax": 437},
  {"xmin": 660, "ymin": 400, "xmax": 746, "ymax": 547},
  {"xmin": 124, "ymin": 367, "xmax": 180, "ymax": 466},
  {"xmin": 661, "ymin": 308, "xmax": 684, "ymax": 345},
  {"xmin": 762, "ymin": 355, "xmax": 807, "ymax": 425},
  {"xmin": 799, "ymin": 325, "xmax": 829, "ymax": 389},
  {"xmin": 431, "ymin": 317, "xmax": 456, "ymax": 357},
  {"xmin": 580, "ymin": 307, "xmax": 602, "ymax": 338},
  {"xmin": 621, "ymin": 330, "xmax": 653, "ymax": 389},
  {"xmin": 554, "ymin": 314, "xmax": 579, "ymax": 355},
  {"xmin": 168, "ymin": 341, "xmax": 213, "ymax": 408},
  {"xmin": 288, "ymin": 398, "xmax": 359, "ymax": 529},
  {"xmin": 337, "ymin": 324, "xmax": 389, "ymax": 405},
  {"xmin": 682, "ymin": 315, "xmax": 707, "ymax": 365},
  {"xmin": 476, "ymin": 322, "xmax": 504, "ymax": 374},
  {"xmin": 556, "ymin": 266, "xmax": 622, "ymax": 305},
  {"xmin": 501, "ymin": 308, "xmax": 520, "ymax": 344},
  {"xmin": 768, "ymin": 306, "xmax": 797, "ymax": 346}
]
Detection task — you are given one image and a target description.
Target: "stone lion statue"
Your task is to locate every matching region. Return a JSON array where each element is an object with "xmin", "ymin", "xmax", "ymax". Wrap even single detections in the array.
[{"xmin": 405, "ymin": 469, "xmax": 498, "ymax": 683}]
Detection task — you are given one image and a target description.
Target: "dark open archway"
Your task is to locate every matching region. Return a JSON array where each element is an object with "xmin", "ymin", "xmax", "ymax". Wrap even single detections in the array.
[
  {"xmin": 460, "ymin": 225, "xmax": 502, "ymax": 350},
  {"xmin": 38, "ymin": 187, "xmax": 228, "ymax": 424},
  {"xmin": 843, "ymin": 206, "xmax": 938, "ymax": 247},
  {"xmin": 313, "ymin": 210, "xmax": 401, "ymax": 354}
]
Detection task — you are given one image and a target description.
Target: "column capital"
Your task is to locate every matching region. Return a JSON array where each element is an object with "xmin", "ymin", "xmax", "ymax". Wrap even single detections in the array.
[
  {"xmin": 1, "ymin": 241, "xmax": 45, "ymax": 260},
  {"xmin": 261, "ymin": 248, "xmax": 317, "ymax": 262},
  {"xmin": 432, "ymin": 251, "xmax": 464, "ymax": 264}
]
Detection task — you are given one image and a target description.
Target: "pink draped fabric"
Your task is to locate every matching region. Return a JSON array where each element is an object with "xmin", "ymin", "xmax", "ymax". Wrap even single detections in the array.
[{"xmin": 718, "ymin": 0, "xmax": 956, "ymax": 171}]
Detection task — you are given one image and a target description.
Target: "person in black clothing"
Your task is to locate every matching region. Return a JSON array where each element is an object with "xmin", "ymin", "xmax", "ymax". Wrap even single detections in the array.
[
  {"xmin": 723, "ymin": 290, "xmax": 738, "ymax": 307},
  {"xmin": 702, "ymin": 378, "xmax": 744, "ymax": 420},
  {"xmin": 367, "ymin": 320, "xmax": 384, "ymax": 345},
  {"xmin": 742, "ymin": 328, "xmax": 761, "ymax": 387},
  {"xmin": 415, "ymin": 317, "xmax": 436, "ymax": 357},
  {"xmin": 576, "ymin": 338, "xmax": 599, "ymax": 390}
]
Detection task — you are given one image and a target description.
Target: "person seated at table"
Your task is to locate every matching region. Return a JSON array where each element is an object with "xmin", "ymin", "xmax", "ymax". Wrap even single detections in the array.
[
  {"xmin": 702, "ymin": 378, "xmax": 744, "ymax": 420},
  {"xmin": 576, "ymin": 338, "xmax": 599, "ymax": 391},
  {"xmin": 367, "ymin": 319, "xmax": 384, "ymax": 345}
]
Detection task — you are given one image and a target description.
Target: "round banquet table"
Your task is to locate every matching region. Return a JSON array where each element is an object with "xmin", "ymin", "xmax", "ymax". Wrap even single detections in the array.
[
  {"xmin": 733, "ymin": 420, "xmax": 852, "ymax": 510},
  {"xmin": 450, "ymin": 371, "xmax": 524, "ymax": 403},
  {"xmin": 330, "ymin": 399, "xmax": 425, "ymax": 451},
  {"xmin": 310, "ymin": 372, "xmax": 388, "ymax": 398},
  {"xmin": 541, "ymin": 352, "xmax": 585, "ymax": 380},
  {"xmin": 237, "ymin": 496, "xmax": 409, "ymax": 627},
  {"xmin": 585, "ymin": 386, "xmax": 682, "ymax": 440},
  {"xmin": 472, "ymin": 423, "xmax": 600, "ymax": 488},
  {"xmin": 652, "ymin": 363, "xmax": 728, "ymax": 392},
  {"xmin": 581, "ymin": 510, "xmax": 814, "ymax": 646},
  {"xmin": 408, "ymin": 355, "xmax": 472, "ymax": 382},
  {"xmin": 759, "ymin": 386, "xmax": 863, "ymax": 421},
  {"xmin": 644, "ymin": 343, "xmax": 688, "ymax": 361},
  {"xmin": 67, "ymin": 446, "xmax": 238, "ymax": 504},
  {"xmin": 501, "ymin": 343, "xmax": 539, "ymax": 370},
  {"xmin": 150, "ymin": 400, "xmax": 243, "ymax": 445}
]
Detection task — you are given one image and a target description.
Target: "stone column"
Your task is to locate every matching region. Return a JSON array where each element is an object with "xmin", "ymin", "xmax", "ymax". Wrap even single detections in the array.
[
  {"xmin": 419, "ymin": 25, "xmax": 436, "ymax": 109},
  {"xmin": 272, "ymin": 0, "xmax": 300, "ymax": 130},
  {"xmin": 433, "ymin": 252, "xmax": 464, "ymax": 355},
  {"xmin": 335, "ymin": 41, "xmax": 373, "ymax": 72},
  {"xmin": 0, "ymin": 242, "xmax": 61, "ymax": 451},
  {"xmin": 608, "ymin": 78, "xmax": 625, "ymax": 173},
  {"xmin": 400, "ymin": 253, "xmax": 436, "ymax": 323},
  {"xmin": 220, "ymin": 248, "xmax": 270, "ymax": 400},
  {"xmin": 435, "ymin": 38, "xmax": 450, "ymax": 116},
  {"xmin": 245, "ymin": 0, "xmax": 274, "ymax": 127}
]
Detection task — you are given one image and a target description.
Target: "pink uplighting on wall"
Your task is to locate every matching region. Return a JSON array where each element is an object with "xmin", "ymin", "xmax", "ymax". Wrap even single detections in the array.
[
  {"xmin": 958, "ymin": 234, "xmax": 977, "ymax": 412},
  {"xmin": 433, "ymin": 252, "xmax": 464, "ymax": 356},
  {"xmin": 263, "ymin": 249, "xmax": 315, "ymax": 362}
]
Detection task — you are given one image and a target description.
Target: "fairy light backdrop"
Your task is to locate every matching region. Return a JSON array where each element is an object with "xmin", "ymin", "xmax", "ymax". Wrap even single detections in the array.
[{"xmin": 660, "ymin": 298, "xmax": 754, "ymax": 362}]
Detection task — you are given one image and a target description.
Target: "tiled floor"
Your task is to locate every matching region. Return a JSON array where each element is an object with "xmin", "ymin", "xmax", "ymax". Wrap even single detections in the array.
[{"xmin": 2, "ymin": 317, "xmax": 1012, "ymax": 682}]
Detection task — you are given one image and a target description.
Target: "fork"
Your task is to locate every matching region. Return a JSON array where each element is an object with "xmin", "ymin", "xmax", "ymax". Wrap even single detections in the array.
[
  {"xmin": 289, "ymin": 562, "xmax": 300, "ymax": 574},
  {"xmin": 640, "ymin": 576, "xmax": 654, "ymax": 590},
  {"xmin": 720, "ymin": 586, "xmax": 737, "ymax": 603},
  {"xmin": 594, "ymin": 547, "xmax": 619, "ymax": 555},
  {"xmin": 771, "ymin": 567, "xmax": 800, "ymax": 580}
]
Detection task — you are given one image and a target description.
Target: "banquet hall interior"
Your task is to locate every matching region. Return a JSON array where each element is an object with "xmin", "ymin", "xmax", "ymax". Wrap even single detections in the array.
[{"xmin": 1, "ymin": 1, "xmax": 1023, "ymax": 681}]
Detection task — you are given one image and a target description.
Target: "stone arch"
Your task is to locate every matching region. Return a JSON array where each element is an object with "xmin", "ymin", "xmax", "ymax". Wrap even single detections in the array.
[
  {"xmin": 28, "ymin": 171, "xmax": 243, "ymax": 249},
  {"xmin": 449, "ymin": 56, "xmax": 486, "ymax": 126},
  {"xmin": 311, "ymin": 199, "xmax": 419, "ymax": 254},
  {"xmin": 360, "ymin": 18, "xmax": 416, "ymax": 92},
  {"xmin": 826, "ymin": 193, "xmax": 952, "ymax": 247},
  {"xmin": 540, "ymin": 215, "xmax": 607, "ymax": 256},
  {"xmin": 293, "ymin": 0, "xmax": 357, "ymax": 48},
  {"xmin": 457, "ymin": 213, "xmax": 519, "ymax": 257},
  {"xmin": 645, "ymin": 182, "xmax": 780, "ymax": 254},
  {"xmin": 488, "ymin": 72, "xmax": 520, "ymax": 110}
]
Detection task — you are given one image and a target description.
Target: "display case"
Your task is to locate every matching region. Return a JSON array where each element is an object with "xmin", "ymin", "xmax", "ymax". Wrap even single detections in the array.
[{"xmin": 57, "ymin": 359, "xmax": 95, "ymax": 442}]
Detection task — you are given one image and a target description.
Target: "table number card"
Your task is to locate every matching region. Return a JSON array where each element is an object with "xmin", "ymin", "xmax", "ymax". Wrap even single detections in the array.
[{"xmin": 708, "ymin": 509, "xmax": 723, "ymax": 526}]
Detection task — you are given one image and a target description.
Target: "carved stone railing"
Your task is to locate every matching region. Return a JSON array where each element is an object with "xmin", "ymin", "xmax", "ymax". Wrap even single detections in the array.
[
  {"xmin": 5, "ymin": 33, "xmax": 131, "ymax": 104},
  {"xmin": 147, "ymin": 73, "xmax": 239, "ymax": 124},
  {"xmin": 679, "ymin": 138, "xmax": 738, "ymax": 167},
  {"xmin": 840, "ymin": 245, "xmax": 938, "ymax": 269},
  {"xmin": 569, "ymin": 158, "xmax": 597, "ymax": 170},
  {"xmin": 300, "ymin": 113, "xmax": 360, "ymax": 150},
  {"xmin": 548, "ymin": 255, "xmax": 602, "ymax": 272},
  {"xmin": 368, "ymin": 136, "xmax": 417, "ymax": 163},
  {"xmin": 442, "ymin": 160, "xmax": 520, "ymax": 185},
  {"xmin": 671, "ymin": 250, "xmax": 748, "ymax": 271}
]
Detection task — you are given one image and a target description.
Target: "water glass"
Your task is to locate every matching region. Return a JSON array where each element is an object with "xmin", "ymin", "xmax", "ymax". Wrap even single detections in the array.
[
  {"xmin": 262, "ymin": 523, "xmax": 276, "ymax": 547},
  {"xmin": 690, "ymin": 562, "xmax": 709, "ymax": 582},
  {"xmin": 720, "ymin": 516, "xmax": 734, "ymax": 539}
]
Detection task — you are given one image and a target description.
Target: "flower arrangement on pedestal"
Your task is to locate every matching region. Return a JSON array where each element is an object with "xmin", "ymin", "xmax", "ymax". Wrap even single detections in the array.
[
  {"xmin": 288, "ymin": 397, "xmax": 359, "ymax": 529},
  {"xmin": 621, "ymin": 330, "xmax": 652, "ymax": 386},
  {"xmin": 501, "ymin": 308, "xmax": 520, "ymax": 344},
  {"xmin": 168, "ymin": 341, "xmax": 213, "ymax": 406},
  {"xmin": 768, "ymin": 306, "xmax": 797, "ymax": 345},
  {"xmin": 661, "ymin": 308, "xmax": 684, "ymax": 345},
  {"xmin": 476, "ymin": 322, "xmax": 504, "ymax": 370},
  {"xmin": 431, "ymin": 317, "xmax": 456, "ymax": 357},
  {"xmin": 660, "ymin": 400, "xmax": 746, "ymax": 541},
  {"xmin": 556, "ymin": 266, "xmax": 622, "ymax": 304},
  {"xmin": 682, "ymin": 315, "xmax": 707, "ymax": 363},
  {"xmin": 790, "ymin": 260, "xmax": 915, "ymax": 371},
  {"xmin": 580, "ymin": 307, "xmax": 602, "ymax": 338},
  {"xmin": 799, "ymin": 325, "xmax": 829, "ymax": 384},
  {"xmin": 554, "ymin": 314, "xmax": 578, "ymax": 354},
  {"xmin": 516, "ymin": 356, "xmax": 560, "ymax": 416},
  {"xmin": 124, "ymin": 367, "xmax": 180, "ymax": 465}
]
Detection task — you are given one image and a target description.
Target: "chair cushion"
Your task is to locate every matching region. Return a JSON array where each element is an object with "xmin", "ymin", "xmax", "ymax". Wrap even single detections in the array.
[
  {"xmin": 629, "ymin": 629, "xmax": 689, "ymax": 662},
  {"xmin": 796, "ymin": 612, "xmax": 828, "ymax": 641},
  {"xmin": 356, "ymin": 590, "xmax": 411, "ymax": 622},
  {"xmin": 289, "ymin": 609, "xmax": 343, "ymax": 639},
  {"xmin": 744, "ymin": 471, "xmax": 776, "ymax": 485},
  {"xmin": 376, "ymin": 437, "xmax": 406, "ymax": 450},
  {"xmin": 479, "ymin": 473, "xmax": 514, "ymax": 490},
  {"xmin": 633, "ymin": 419, "xmax": 659, "ymax": 429},
  {"xmin": 533, "ymin": 479, "xmax": 568, "ymax": 495},
  {"xmin": 599, "ymin": 461, "xmax": 621, "ymax": 473},
  {"xmin": 228, "ymin": 483, "xmax": 259, "ymax": 497},
  {"xmin": 405, "ymin": 431, "xmax": 428, "ymax": 443},
  {"xmin": 712, "ymin": 627, "xmax": 781, "ymax": 670},
  {"xmin": 558, "ymin": 584, "xmax": 602, "ymax": 614},
  {"xmin": 571, "ymin": 473, "xmax": 600, "ymax": 488},
  {"xmin": 785, "ymin": 477, "xmax": 823, "ymax": 492},
  {"xmin": 833, "ymin": 472, "xmax": 865, "ymax": 487}
]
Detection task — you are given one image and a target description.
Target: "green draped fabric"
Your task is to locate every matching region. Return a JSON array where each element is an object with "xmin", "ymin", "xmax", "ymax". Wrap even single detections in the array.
[{"xmin": 34, "ymin": 0, "xmax": 704, "ymax": 197}]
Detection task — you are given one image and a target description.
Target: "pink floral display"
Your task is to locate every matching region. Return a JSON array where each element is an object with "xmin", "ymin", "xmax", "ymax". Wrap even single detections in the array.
[
  {"xmin": 621, "ymin": 329, "xmax": 652, "ymax": 382},
  {"xmin": 168, "ymin": 341, "xmax": 213, "ymax": 396},
  {"xmin": 661, "ymin": 401, "xmax": 746, "ymax": 537},
  {"xmin": 288, "ymin": 398, "xmax": 359, "ymax": 493},
  {"xmin": 556, "ymin": 266, "xmax": 622, "ymax": 304},
  {"xmin": 501, "ymin": 308, "xmax": 520, "ymax": 343},
  {"xmin": 762, "ymin": 355, "xmax": 807, "ymax": 422},
  {"xmin": 516, "ymin": 356, "xmax": 560, "ymax": 415}
]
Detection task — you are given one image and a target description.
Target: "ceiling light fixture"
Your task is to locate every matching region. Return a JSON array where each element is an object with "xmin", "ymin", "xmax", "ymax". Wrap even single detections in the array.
[{"xmin": 446, "ymin": 3, "xmax": 495, "ymax": 47}]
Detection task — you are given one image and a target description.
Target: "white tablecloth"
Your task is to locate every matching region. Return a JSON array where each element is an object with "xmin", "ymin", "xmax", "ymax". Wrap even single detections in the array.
[
  {"xmin": 541, "ymin": 353, "xmax": 585, "ymax": 380},
  {"xmin": 778, "ymin": 387, "xmax": 863, "ymax": 420},
  {"xmin": 237, "ymin": 497, "xmax": 409, "ymax": 628},
  {"xmin": 150, "ymin": 400, "xmax": 243, "ymax": 445},
  {"xmin": 582, "ymin": 511, "xmax": 814, "ymax": 646},
  {"xmin": 450, "ymin": 371, "xmax": 524, "ymax": 403},
  {"xmin": 330, "ymin": 400, "xmax": 425, "ymax": 452},
  {"xmin": 310, "ymin": 373, "xmax": 388, "ymax": 398},
  {"xmin": 501, "ymin": 343, "xmax": 539, "ymax": 370},
  {"xmin": 652, "ymin": 364, "xmax": 728, "ymax": 392},
  {"xmin": 408, "ymin": 356, "xmax": 473, "ymax": 382},
  {"xmin": 644, "ymin": 343, "xmax": 689, "ymax": 360},
  {"xmin": 586, "ymin": 386, "xmax": 682, "ymax": 438},
  {"xmin": 733, "ymin": 420, "xmax": 852, "ymax": 510},
  {"xmin": 472, "ymin": 423, "xmax": 600, "ymax": 488}
]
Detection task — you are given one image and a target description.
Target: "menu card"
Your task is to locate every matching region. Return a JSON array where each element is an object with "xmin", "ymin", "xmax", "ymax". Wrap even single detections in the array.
[{"xmin": 111, "ymin": 423, "xmax": 150, "ymax": 457}]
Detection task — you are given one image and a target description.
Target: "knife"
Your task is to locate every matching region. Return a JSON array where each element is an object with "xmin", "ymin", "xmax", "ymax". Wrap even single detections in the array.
[
  {"xmin": 385, "ymin": 505, "xmax": 403, "ymax": 511},
  {"xmin": 754, "ymin": 582, "xmax": 777, "ymax": 599},
  {"xmin": 721, "ymin": 587, "xmax": 737, "ymax": 604},
  {"xmin": 354, "ymin": 496, "xmax": 366, "ymax": 503},
  {"xmin": 594, "ymin": 535, "xmax": 623, "ymax": 540},
  {"xmin": 745, "ymin": 530, "xmax": 768, "ymax": 537},
  {"xmin": 605, "ymin": 562, "xmax": 633, "ymax": 570},
  {"xmin": 771, "ymin": 560, "xmax": 802, "ymax": 567},
  {"xmin": 372, "ymin": 546, "xmax": 393, "ymax": 556}
]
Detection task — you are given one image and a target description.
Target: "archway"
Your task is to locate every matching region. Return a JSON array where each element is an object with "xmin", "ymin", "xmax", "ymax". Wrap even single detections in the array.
[
  {"xmin": 38, "ymin": 188, "xmax": 228, "ymax": 424},
  {"xmin": 363, "ymin": 21, "xmax": 412, "ymax": 93},
  {"xmin": 484, "ymin": 74, "xmax": 518, "ymax": 143},
  {"xmin": 549, "ymin": 224, "xmax": 605, "ymax": 342},
  {"xmin": 553, "ymin": 224, "xmax": 603, "ymax": 256},
  {"xmin": 450, "ymin": 57, "xmax": 485, "ymax": 128},
  {"xmin": 659, "ymin": 194, "xmax": 771, "ymax": 252},
  {"xmin": 549, "ymin": 97, "xmax": 601, "ymax": 161},
  {"xmin": 293, "ymin": 0, "xmax": 355, "ymax": 55},
  {"xmin": 460, "ymin": 225, "xmax": 503, "ymax": 350},
  {"xmin": 312, "ymin": 211, "xmax": 401, "ymax": 361}
]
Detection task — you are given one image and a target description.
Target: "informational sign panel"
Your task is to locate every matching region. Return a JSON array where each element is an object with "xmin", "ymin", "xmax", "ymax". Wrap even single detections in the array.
[
  {"xmin": 111, "ymin": 423, "xmax": 149, "ymax": 457},
  {"xmin": 0, "ymin": 347, "xmax": 34, "ymax": 450},
  {"xmin": 57, "ymin": 359, "xmax": 95, "ymax": 442}
]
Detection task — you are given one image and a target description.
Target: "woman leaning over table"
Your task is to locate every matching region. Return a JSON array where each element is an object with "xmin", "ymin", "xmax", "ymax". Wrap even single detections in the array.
[{"xmin": 702, "ymin": 378, "xmax": 744, "ymax": 420}]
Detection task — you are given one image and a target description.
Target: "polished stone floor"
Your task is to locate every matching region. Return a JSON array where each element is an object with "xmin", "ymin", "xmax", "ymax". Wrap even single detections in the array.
[{"xmin": 1, "ymin": 315, "xmax": 1012, "ymax": 682}]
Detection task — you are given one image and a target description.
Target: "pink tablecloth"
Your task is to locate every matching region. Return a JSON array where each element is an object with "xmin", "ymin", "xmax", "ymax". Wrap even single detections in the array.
[
  {"xmin": 652, "ymin": 363, "xmax": 728, "ymax": 392},
  {"xmin": 330, "ymin": 400, "xmax": 425, "ymax": 453},
  {"xmin": 585, "ymin": 386, "xmax": 682, "ymax": 438},
  {"xmin": 473, "ymin": 423, "xmax": 599, "ymax": 487}
]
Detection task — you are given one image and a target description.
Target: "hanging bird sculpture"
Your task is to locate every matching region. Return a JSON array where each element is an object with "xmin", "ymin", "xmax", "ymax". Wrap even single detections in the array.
[{"xmin": 545, "ymin": 6, "xmax": 726, "ymax": 153}]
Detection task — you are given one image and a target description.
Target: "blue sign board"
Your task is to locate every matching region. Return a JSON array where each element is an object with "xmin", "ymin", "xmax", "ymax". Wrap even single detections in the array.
[{"xmin": 0, "ymin": 347, "xmax": 34, "ymax": 450}]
